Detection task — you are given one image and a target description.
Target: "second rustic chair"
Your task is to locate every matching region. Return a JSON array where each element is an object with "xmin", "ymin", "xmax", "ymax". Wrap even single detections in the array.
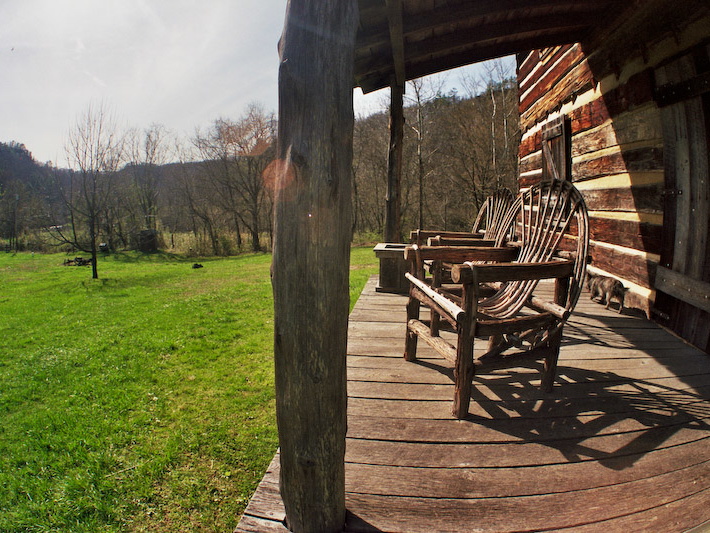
[{"xmin": 410, "ymin": 187, "xmax": 515, "ymax": 246}]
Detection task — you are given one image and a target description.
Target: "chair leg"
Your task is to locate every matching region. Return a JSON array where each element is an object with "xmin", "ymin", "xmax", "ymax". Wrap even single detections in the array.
[
  {"xmin": 543, "ymin": 275, "xmax": 569, "ymax": 392},
  {"xmin": 430, "ymin": 310, "xmax": 441, "ymax": 336},
  {"xmin": 541, "ymin": 328, "xmax": 562, "ymax": 392},
  {"xmin": 487, "ymin": 334, "xmax": 503, "ymax": 353},
  {"xmin": 452, "ymin": 326, "xmax": 475, "ymax": 419},
  {"xmin": 404, "ymin": 294, "xmax": 420, "ymax": 362}
]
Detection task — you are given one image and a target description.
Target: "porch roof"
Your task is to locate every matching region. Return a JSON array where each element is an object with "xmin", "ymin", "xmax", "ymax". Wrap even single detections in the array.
[{"xmin": 354, "ymin": 0, "xmax": 621, "ymax": 93}]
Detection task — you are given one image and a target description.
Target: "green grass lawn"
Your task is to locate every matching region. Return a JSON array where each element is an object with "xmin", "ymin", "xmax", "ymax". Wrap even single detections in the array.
[{"xmin": 0, "ymin": 247, "xmax": 378, "ymax": 532}]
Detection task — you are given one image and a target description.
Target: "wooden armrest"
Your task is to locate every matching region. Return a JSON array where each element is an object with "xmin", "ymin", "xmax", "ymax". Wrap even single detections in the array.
[
  {"xmin": 529, "ymin": 295, "xmax": 568, "ymax": 320},
  {"xmin": 405, "ymin": 272, "xmax": 465, "ymax": 321},
  {"xmin": 451, "ymin": 260, "xmax": 574, "ymax": 284},
  {"xmin": 404, "ymin": 245, "xmax": 519, "ymax": 264},
  {"xmin": 428, "ymin": 236, "xmax": 496, "ymax": 247},
  {"xmin": 410, "ymin": 229, "xmax": 484, "ymax": 244}
]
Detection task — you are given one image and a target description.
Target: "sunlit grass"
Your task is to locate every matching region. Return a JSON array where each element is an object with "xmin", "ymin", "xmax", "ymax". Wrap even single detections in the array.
[{"xmin": 0, "ymin": 246, "xmax": 378, "ymax": 532}]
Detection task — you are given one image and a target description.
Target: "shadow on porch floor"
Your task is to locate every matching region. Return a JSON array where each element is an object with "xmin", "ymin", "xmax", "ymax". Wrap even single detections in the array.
[{"xmin": 237, "ymin": 276, "xmax": 710, "ymax": 533}]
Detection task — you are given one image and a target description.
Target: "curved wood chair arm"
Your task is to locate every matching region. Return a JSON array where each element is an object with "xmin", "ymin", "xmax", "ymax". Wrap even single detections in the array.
[
  {"xmin": 410, "ymin": 229, "xmax": 485, "ymax": 245},
  {"xmin": 405, "ymin": 272, "xmax": 466, "ymax": 322},
  {"xmin": 451, "ymin": 260, "xmax": 574, "ymax": 284},
  {"xmin": 428, "ymin": 236, "xmax": 497, "ymax": 247}
]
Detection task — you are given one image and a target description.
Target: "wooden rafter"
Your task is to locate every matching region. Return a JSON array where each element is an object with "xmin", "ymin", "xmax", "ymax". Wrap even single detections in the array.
[
  {"xmin": 355, "ymin": 0, "xmax": 623, "ymax": 93},
  {"xmin": 385, "ymin": 0, "xmax": 405, "ymax": 88},
  {"xmin": 358, "ymin": 31, "xmax": 583, "ymax": 93},
  {"xmin": 357, "ymin": 0, "xmax": 611, "ymax": 50}
]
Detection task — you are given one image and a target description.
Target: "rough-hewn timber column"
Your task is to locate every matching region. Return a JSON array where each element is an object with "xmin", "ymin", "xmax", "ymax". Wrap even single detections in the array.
[
  {"xmin": 384, "ymin": 82, "xmax": 404, "ymax": 243},
  {"xmin": 271, "ymin": 2, "xmax": 358, "ymax": 532}
]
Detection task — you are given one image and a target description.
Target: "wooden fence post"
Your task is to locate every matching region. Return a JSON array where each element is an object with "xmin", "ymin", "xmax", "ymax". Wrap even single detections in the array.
[{"xmin": 272, "ymin": 1, "xmax": 358, "ymax": 531}]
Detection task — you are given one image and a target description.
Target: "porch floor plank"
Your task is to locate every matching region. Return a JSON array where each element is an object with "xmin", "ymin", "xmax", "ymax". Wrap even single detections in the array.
[{"xmin": 236, "ymin": 276, "xmax": 710, "ymax": 532}]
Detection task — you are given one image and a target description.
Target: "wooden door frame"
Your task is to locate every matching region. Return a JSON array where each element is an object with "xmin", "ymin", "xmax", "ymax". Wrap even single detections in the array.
[
  {"xmin": 541, "ymin": 115, "xmax": 572, "ymax": 182},
  {"xmin": 652, "ymin": 43, "xmax": 710, "ymax": 353}
]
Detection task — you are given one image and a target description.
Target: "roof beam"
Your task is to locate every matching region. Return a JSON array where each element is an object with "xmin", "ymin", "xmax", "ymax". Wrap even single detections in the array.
[
  {"xmin": 404, "ymin": 14, "xmax": 590, "ymax": 60},
  {"xmin": 356, "ymin": 0, "xmax": 611, "ymax": 50},
  {"xmin": 356, "ymin": 14, "xmax": 590, "ymax": 75},
  {"xmin": 358, "ymin": 29, "xmax": 583, "ymax": 93}
]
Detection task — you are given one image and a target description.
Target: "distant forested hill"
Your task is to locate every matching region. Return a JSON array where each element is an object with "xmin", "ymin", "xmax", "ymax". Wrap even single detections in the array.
[
  {"xmin": 0, "ymin": 142, "xmax": 54, "ymax": 250},
  {"xmin": 1, "ymin": 74, "xmax": 519, "ymax": 253}
]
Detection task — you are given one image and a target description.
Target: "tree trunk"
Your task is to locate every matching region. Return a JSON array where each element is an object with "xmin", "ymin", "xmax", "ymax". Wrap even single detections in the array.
[
  {"xmin": 272, "ymin": 2, "xmax": 357, "ymax": 531},
  {"xmin": 89, "ymin": 219, "xmax": 98, "ymax": 279},
  {"xmin": 233, "ymin": 212, "xmax": 243, "ymax": 248},
  {"xmin": 250, "ymin": 210, "xmax": 261, "ymax": 252}
]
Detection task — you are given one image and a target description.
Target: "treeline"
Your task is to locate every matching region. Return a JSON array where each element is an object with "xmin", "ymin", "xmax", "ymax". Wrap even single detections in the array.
[
  {"xmin": 0, "ymin": 69, "xmax": 519, "ymax": 262},
  {"xmin": 0, "ymin": 141, "xmax": 56, "ymax": 252},
  {"xmin": 354, "ymin": 74, "xmax": 520, "ymax": 238},
  {"xmin": 0, "ymin": 104, "xmax": 277, "ymax": 267}
]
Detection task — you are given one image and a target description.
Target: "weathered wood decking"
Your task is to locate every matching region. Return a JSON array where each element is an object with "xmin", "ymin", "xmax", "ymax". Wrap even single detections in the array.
[{"xmin": 237, "ymin": 276, "xmax": 710, "ymax": 532}]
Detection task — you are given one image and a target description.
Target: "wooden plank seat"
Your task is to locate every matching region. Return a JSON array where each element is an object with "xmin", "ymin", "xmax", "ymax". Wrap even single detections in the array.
[{"xmin": 404, "ymin": 179, "xmax": 590, "ymax": 419}]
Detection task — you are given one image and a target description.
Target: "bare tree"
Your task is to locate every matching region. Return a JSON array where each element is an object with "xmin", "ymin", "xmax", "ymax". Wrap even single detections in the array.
[
  {"xmin": 352, "ymin": 112, "xmax": 389, "ymax": 234},
  {"xmin": 458, "ymin": 58, "xmax": 520, "ymax": 196},
  {"xmin": 171, "ymin": 139, "xmax": 225, "ymax": 255},
  {"xmin": 406, "ymin": 75, "xmax": 446, "ymax": 229},
  {"xmin": 193, "ymin": 103, "xmax": 275, "ymax": 252},
  {"xmin": 193, "ymin": 120, "xmax": 243, "ymax": 250},
  {"xmin": 226, "ymin": 104, "xmax": 274, "ymax": 251},
  {"xmin": 51, "ymin": 103, "xmax": 124, "ymax": 278},
  {"xmin": 126, "ymin": 124, "xmax": 171, "ymax": 231}
]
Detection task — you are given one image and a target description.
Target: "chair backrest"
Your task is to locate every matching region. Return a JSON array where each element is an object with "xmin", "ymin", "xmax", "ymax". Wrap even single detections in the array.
[
  {"xmin": 483, "ymin": 179, "xmax": 589, "ymax": 321},
  {"xmin": 471, "ymin": 188, "xmax": 515, "ymax": 240}
]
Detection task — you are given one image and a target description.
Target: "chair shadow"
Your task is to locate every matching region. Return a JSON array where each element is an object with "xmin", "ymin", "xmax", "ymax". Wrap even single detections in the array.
[
  {"xmin": 412, "ymin": 350, "xmax": 710, "ymax": 471},
  {"xmin": 400, "ymin": 280, "xmax": 710, "ymax": 472},
  {"xmin": 346, "ymin": 511, "xmax": 385, "ymax": 533}
]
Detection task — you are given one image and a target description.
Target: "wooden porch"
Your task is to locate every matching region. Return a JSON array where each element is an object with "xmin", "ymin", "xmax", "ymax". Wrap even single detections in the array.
[{"xmin": 237, "ymin": 276, "xmax": 710, "ymax": 532}]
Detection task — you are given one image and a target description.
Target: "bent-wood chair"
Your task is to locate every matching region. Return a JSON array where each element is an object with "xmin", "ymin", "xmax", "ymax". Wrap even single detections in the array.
[
  {"xmin": 410, "ymin": 188, "xmax": 514, "ymax": 247},
  {"xmin": 404, "ymin": 179, "xmax": 589, "ymax": 419}
]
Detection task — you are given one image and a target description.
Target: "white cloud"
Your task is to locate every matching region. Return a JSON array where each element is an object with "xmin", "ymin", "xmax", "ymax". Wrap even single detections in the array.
[
  {"xmin": 0, "ymin": 0, "xmax": 286, "ymax": 164},
  {"xmin": 0, "ymin": 1, "xmax": 513, "ymax": 166}
]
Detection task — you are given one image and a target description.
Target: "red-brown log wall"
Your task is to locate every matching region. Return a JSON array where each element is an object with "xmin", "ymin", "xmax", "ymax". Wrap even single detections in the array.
[{"xmin": 517, "ymin": 43, "xmax": 664, "ymax": 315}]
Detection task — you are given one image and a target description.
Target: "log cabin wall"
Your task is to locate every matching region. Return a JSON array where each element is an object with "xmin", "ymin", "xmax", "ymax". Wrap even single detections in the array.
[
  {"xmin": 516, "ymin": 7, "xmax": 710, "ymax": 353},
  {"xmin": 518, "ymin": 42, "xmax": 663, "ymax": 315}
]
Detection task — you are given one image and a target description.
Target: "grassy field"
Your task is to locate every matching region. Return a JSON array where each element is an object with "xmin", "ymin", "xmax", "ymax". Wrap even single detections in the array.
[{"xmin": 0, "ymin": 247, "xmax": 378, "ymax": 532}]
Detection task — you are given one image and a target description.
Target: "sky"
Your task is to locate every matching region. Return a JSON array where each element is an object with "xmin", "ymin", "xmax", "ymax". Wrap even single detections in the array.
[{"xmin": 1, "ymin": 1, "xmax": 514, "ymax": 166}]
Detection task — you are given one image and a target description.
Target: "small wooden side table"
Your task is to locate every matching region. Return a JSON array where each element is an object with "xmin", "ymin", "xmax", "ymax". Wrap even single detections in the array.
[{"xmin": 373, "ymin": 243, "xmax": 408, "ymax": 294}]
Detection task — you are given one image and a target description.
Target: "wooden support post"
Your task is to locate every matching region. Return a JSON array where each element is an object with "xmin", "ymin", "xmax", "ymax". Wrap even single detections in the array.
[
  {"xmin": 272, "ymin": 2, "xmax": 358, "ymax": 531},
  {"xmin": 384, "ymin": 82, "xmax": 404, "ymax": 243}
]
